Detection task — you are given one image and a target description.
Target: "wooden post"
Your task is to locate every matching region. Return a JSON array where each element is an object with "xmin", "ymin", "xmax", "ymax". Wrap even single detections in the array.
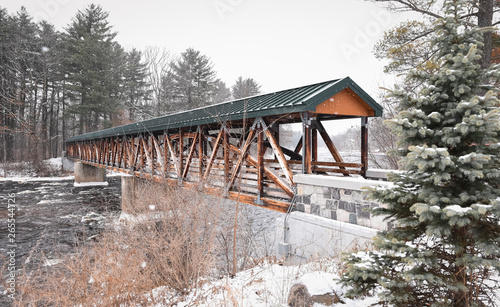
[
  {"xmin": 312, "ymin": 124, "xmax": 318, "ymax": 163},
  {"xmin": 302, "ymin": 112, "xmax": 312, "ymax": 174},
  {"xmin": 199, "ymin": 126, "xmax": 204, "ymax": 180},
  {"xmin": 224, "ymin": 127, "xmax": 230, "ymax": 183},
  {"xmin": 178, "ymin": 128, "xmax": 183, "ymax": 180},
  {"xmin": 257, "ymin": 124, "xmax": 264, "ymax": 196},
  {"xmin": 361, "ymin": 117, "xmax": 368, "ymax": 178}
]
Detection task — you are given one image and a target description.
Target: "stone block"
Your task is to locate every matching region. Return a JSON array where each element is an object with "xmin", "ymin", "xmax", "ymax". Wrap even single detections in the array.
[
  {"xmin": 295, "ymin": 203, "xmax": 305, "ymax": 212},
  {"xmin": 357, "ymin": 205, "xmax": 371, "ymax": 219},
  {"xmin": 339, "ymin": 201, "xmax": 356, "ymax": 213},
  {"xmin": 311, "ymin": 204, "xmax": 320, "ymax": 216},
  {"xmin": 331, "ymin": 188, "xmax": 340, "ymax": 200},
  {"xmin": 320, "ymin": 208, "xmax": 331, "ymax": 219},
  {"xmin": 325, "ymin": 199, "xmax": 337, "ymax": 210},
  {"xmin": 331, "ymin": 210, "xmax": 337, "ymax": 220},
  {"xmin": 297, "ymin": 185, "xmax": 304, "ymax": 195},
  {"xmin": 302, "ymin": 195, "xmax": 311, "ymax": 205},
  {"xmin": 303, "ymin": 184, "xmax": 314, "ymax": 195},
  {"xmin": 349, "ymin": 213, "xmax": 357, "ymax": 224}
]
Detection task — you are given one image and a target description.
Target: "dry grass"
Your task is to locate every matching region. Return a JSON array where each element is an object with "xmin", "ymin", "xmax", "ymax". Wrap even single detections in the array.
[{"xmin": 15, "ymin": 183, "xmax": 221, "ymax": 306}]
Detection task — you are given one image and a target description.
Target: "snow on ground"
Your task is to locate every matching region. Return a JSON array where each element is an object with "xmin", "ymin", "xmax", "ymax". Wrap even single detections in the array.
[{"xmin": 148, "ymin": 259, "xmax": 382, "ymax": 307}]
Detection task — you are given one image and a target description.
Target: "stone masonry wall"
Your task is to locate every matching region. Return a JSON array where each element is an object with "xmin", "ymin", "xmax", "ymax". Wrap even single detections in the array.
[{"xmin": 293, "ymin": 175, "xmax": 392, "ymax": 231}]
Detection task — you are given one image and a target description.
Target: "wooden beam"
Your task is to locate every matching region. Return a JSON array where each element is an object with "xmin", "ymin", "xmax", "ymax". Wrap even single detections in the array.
[
  {"xmin": 257, "ymin": 125, "xmax": 264, "ymax": 195},
  {"xmin": 178, "ymin": 128, "xmax": 183, "ymax": 180},
  {"xmin": 198, "ymin": 126, "xmax": 204, "ymax": 179},
  {"xmin": 226, "ymin": 143, "xmax": 294, "ymax": 198},
  {"xmin": 313, "ymin": 119, "xmax": 349, "ymax": 176},
  {"xmin": 302, "ymin": 112, "xmax": 312, "ymax": 174},
  {"xmin": 152, "ymin": 135, "xmax": 166, "ymax": 176},
  {"xmin": 224, "ymin": 127, "xmax": 230, "ymax": 183},
  {"xmin": 164, "ymin": 134, "xmax": 179, "ymax": 175},
  {"xmin": 225, "ymin": 126, "xmax": 256, "ymax": 194},
  {"xmin": 203, "ymin": 124, "xmax": 225, "ymax": 181},
  {"xmin": 361, "ymin": 117, "xmax": 368, "ymax": 178},
  {"xmin": 182, "ymin": 131, "xmax": 199, "ymax": 179},
  {"xmin": 312, "ymin": 127, "xmax": 317, "ymax": 162},
  {"xmin": 260, "ymin": 118, "xmax": 294, "ymax": 187}
]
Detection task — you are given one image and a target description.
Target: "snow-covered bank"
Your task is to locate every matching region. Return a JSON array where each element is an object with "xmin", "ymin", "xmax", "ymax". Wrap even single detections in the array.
[{"xmin": 148, "ymin": 259, "xmax": 381, "ymax": 307}]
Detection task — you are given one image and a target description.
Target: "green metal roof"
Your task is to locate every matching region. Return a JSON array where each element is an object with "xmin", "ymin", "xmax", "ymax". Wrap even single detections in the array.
[{"xmin": 65, "ymin": 77, "xmax": 382, "ymax": 143}]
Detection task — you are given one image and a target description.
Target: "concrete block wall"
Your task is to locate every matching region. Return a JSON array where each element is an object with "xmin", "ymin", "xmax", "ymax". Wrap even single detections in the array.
[
  {"xmin": 293, "ymin": 174, "xmax": 393, "ymax": 231},
  {"xmin": 276, "ymin": 212, "xmax": 378, "ymax": 260}
]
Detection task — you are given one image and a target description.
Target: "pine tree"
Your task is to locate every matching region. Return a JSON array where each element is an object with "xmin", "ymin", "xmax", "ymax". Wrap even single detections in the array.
[
  {"xmin": 341, "ymin": 1, "xmax": 500, "ymax": 306},
  {"xmin": 170, "ymin": 48, "xmax": 220, "ymax": 111},
  {"xmin": 62, "ymin": 4, "xmax": 124, "ymax": 134},
  {"xmin": 121, "ymin": 48, "xmax": 150, "ymax": 121},
  {"xmin": 231, "ymin": 76, "xmax": 261, "ymax": 99}
]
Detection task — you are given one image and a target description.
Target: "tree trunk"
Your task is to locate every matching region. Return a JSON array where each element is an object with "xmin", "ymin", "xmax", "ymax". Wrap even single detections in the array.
[{"xmin": 478, "ymin": 0, "xmax": 494, "ymax": 68}]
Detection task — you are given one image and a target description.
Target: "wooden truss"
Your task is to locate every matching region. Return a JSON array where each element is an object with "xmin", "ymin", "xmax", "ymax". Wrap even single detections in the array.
[{"xmin": 66, "ymin": 114, "xmax": 369, "ymax": 213}]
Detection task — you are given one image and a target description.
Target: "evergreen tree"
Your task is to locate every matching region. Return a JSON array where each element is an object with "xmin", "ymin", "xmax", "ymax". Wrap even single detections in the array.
[
  {"xmin": 122, "ymin": 48, "xmax": 151, "ymax": 121},
  {"xmin": 170, "ymin": 48, "xmax": 219, "ymax": 111},
  {"xmin": 341, "ymin": 1, "xmax": 500, "ymax": 306},
  {"xmin": 62, "ymin": 4, "xmax": 124, "ymax": 134},
  {"xmin": 231, "ymin": 76, "xmax": 261, "ymax": 99},
  {"xmin": 212, "ymin": 80, "xmax": 232, "ymax": 103}
]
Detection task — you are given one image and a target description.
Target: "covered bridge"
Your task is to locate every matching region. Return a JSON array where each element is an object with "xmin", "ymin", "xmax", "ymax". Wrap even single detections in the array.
[{"xmin": 65, "ymin": 77, "xmax": 383, "ymax": 213}]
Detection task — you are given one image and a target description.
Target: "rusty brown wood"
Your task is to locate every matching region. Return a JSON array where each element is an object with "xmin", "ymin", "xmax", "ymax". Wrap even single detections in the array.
[
  {"xmin": 312, "ymin": 128, "xmax": 317, "ymax": 162},
  {"xmin": 164, "ymin": 134, "xmax": 179, "ymax": 175},
  {"xmin": 198, "ymin": 127, "xmax": 204, "ymax": 178},
  {"xmin": 164, "ymin": 133, "xmax": 169, "ymax": 177},
  {"xmin": 227, "ymin": 142, "xmax": 294, "ymax": 198},
  {"xmin": 361, "ymin": 117, "xmax": 368, "ymax": 178},
  {"xmin": 178, "ymin": 128, "xmax": 183, "ymax": 179},
  {"xmin": 203, "ymin": 125, "xmax": 225, "ymax": 181},
  {"xmin": 314, "ymin": 167, "xmax": 362, "ymax": 175},
  {"xmin": 223, "ymin": 128, "xmax": 229, "ymax": 183},
  {"xmin": 225, "ymin": 127, "xmax": 256, "ymax": 194},
  {"xmin": 260, "ymin": 119, "xmax": 294, "ymax": 187},
  {"xmin": 302, "ymin": 113, "xmax": 312, "ymax": 174},
  {"xmin": 257, "ymin": 126, "xmax": 264, "ymax": 195},
  {"xmin": 152, "ymin": 135, "xmax": 166, "ymax": 176},
  {"xmin": 313, "ymin": 119, "xmax": 349, "ymax": 176},
  {"xmin": 182, "ymin": 131, "xmax": 199, "ymax": 179}
]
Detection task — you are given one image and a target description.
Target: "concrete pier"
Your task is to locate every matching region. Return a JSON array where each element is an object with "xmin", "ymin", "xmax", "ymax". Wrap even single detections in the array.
[
  {"xmin": 121, "ymin": 174, "xmax": 136, "ymax": 214},
  {"xmin": 74, "ymin": 162, "xmax": 106, "ymax": 184}
]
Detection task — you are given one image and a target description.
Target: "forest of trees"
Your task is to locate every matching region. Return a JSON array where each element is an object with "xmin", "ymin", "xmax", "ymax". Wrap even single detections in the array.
[{"xmin": 0, "ymin": 5, "xmax": 261, "ymax": 163}]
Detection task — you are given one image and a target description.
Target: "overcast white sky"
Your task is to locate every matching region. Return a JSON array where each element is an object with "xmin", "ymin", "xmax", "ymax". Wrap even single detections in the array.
[{"xmin": 1, "ymin": 0, "xmax": 418, "ymax": 97}]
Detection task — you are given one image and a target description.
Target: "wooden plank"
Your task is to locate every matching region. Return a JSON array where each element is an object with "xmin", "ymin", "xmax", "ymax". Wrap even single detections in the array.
[
  {"xmin": 164, "ymin": 134, "xmax": 179, "ymax": 175},
  {"xmin": 199, "ymin": 126, "xmax": 204, "ymax": 178},
  {"xmin": 313, "ymin": 120, "xmax": 344, "ymax": 163},
  {"xmin": 302, "ymin": 112, "xmax": 312, "ymax": 174},
  {"xmin": 314, "ymin": 167, "xmax": 362, "ymax": 175},
  {"xmin": 312, "ymin": 128, "xmax": 317, "ymax": 162},
  {"xmin": 152, "ymin": 136, "xmax": 166, "ymax": 176},
  {"xmin": 227, "ymin": 143, "xmax": 294, "ymax": 198},
  {"xmin": 178, "ymin": 128, "xmax": 183, "ymax": 179},
  {"xmin": 203, "ymin": 125, "xmax": 224, "ymax": 181},
  {"xmin": 226, "ymin": 128, "xmax": 256, "ymax": 193},
  {"xmin": 224, "ymin": 128, "xmax": 230, "ymax": 183},
  {"xmin": 361, "ymin": 117, "xmax": 368, "ymax": 178},
  {"xmin": 257, "ymin": 126, "xmax": 264, "ymax": 195},
  {"xmin": 182, "ymin": 131, "xmax": 199, "ymax": 179},
  {"xmin": 261, "ymin": 119, "xmax": 294, "ymax": 187}
]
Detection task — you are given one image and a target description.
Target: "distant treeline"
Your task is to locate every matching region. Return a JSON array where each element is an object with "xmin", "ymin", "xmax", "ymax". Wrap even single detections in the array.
[{"xmin": 0, "ymin": 4, "xmax": 261, "ymax": 162}]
